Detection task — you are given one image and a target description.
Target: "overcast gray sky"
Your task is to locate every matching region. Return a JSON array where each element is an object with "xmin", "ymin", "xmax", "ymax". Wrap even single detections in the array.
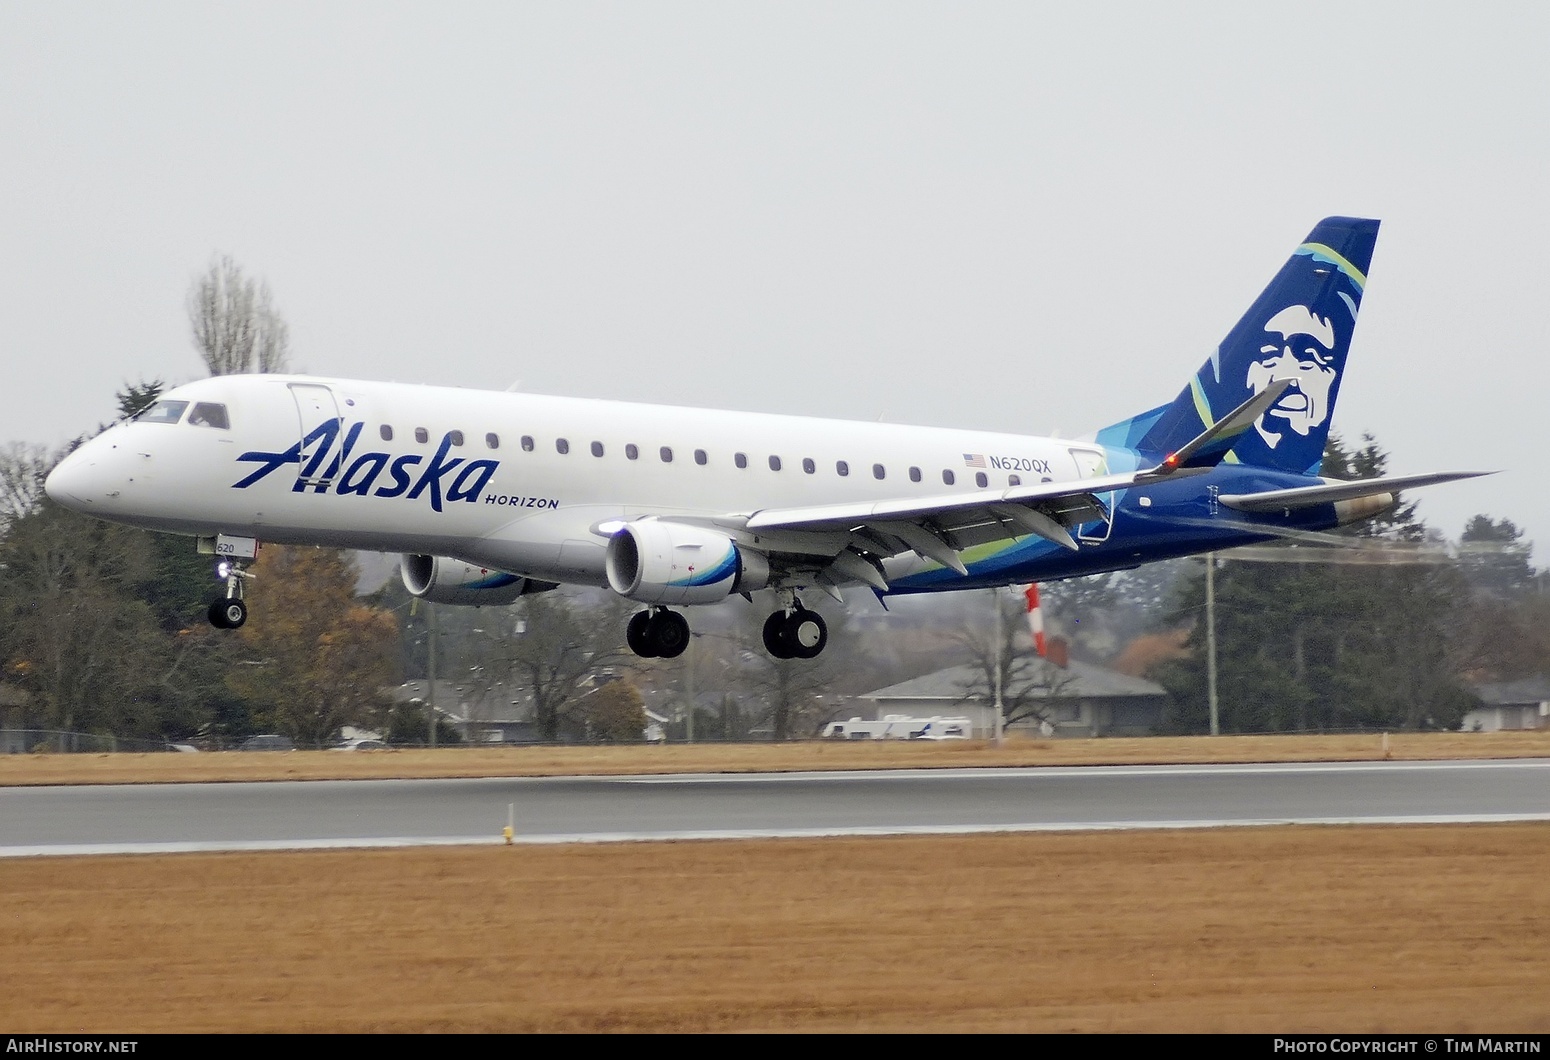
[{"xmin": 3, "ymin": 2, "xmax": 1545, "ymax": 555}]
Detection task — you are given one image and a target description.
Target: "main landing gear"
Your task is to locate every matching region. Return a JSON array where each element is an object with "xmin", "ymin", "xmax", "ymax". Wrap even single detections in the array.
[
  {"xmin": 625, "ymin": 598, "xmax": 829, "ymax": 661},
  {"xmin": 627, "ymin": 608, "xmax": 691, "ymax": 658},
  {"xmin": 207, "ymin": 559, "xmax": 251, "ymax": 630},
  {"xmin": 762, "ymin": 604, "xmax": 827, "ymax": 660}
]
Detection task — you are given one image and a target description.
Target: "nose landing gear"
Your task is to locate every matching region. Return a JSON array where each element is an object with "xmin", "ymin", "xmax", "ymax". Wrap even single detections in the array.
[
  {"xmin": 208, "ymin": 597, "xmax": 248, "ymax": 630},
  {"xmin": 207, "ymin": 559, "xmax": 252, "ymax": 630}
]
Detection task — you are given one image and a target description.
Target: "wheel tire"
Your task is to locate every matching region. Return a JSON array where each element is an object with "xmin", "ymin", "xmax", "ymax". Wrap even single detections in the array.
[
  {"xmin": 207, "ymin": 599, "xmax": 231, "ymax": 629},
  {"xmin": 785, "ymin": 608, "xmax": 827, "ymax": 660},
  {"xmin": 220, "ymin": 599, "xmax": 248, "ymax": 630},
  {"xmin": 626, "ymin": 611, "xmax": 657, "ymax": 657},
  {"xmin": 762, "ymin": 611, "xmax": 794, "ymax": 659},
  {"xmin": 649, "ymin": 610, "xmax": 690, "ymax": 659}
]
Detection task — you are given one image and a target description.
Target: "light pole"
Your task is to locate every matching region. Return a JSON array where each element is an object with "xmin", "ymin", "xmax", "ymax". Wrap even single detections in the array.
[
  {"xmin": 1205, "ymin": 553, "xmax": 1219, "ymax": 736},
  {"xmin": 684, "ymin": 632, "xmax": 695, "ymax": 744},
  {"xmin": 426, "ymin": 602, "xmax": 439, "ymax": 749},
  {"xmin": 992, "ymin": 588, "xmax": 1005, "ymax": 745}
]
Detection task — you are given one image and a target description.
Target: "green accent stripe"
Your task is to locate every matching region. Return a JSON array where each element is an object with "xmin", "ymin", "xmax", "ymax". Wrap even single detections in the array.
[
  {"xmin": 1190, "ymin": 376, "xmax": 1216, "ymax": 428},
  {"xmin": 1296, "ymin": 242, "xmax": 1367, "ymax": 289}
]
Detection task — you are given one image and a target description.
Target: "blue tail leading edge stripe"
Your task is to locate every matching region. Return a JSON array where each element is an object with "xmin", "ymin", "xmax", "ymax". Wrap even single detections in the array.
[{"xmin": 1097, "ymin": 216, "xmax": 1380, "ymax": 477}]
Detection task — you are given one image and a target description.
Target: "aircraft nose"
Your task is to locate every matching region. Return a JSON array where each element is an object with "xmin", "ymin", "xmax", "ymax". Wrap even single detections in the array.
[{"xmin": 44, "ymin": 446, "xmax": 101, "ymax": 510}]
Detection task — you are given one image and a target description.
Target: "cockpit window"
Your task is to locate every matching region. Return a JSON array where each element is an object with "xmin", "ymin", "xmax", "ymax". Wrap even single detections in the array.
[
  {"xmin": 188, "ymin": 403, "xmax": 230, "ymax": 429},
  {"xmin": 136, "ymin": 400, "xmax": 188, "ymax": 424}
]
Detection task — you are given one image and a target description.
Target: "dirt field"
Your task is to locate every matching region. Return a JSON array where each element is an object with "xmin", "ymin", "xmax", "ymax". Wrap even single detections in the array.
[
  {"xmin": 5, "ymin": 732, "xmax": 1547, "ymax": 1032},
  {"xmin": 5, "ymin": 729, "xmax": 1550, "ymax": 786},
  {"xmin": 2, "ymin": 824, "xmax": 1547, "ymax": 1033}
]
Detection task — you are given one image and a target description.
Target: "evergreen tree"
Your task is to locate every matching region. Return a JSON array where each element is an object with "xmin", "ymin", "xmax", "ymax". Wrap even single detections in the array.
[
  {"xmin": 1154, "ymin": 433, "xmax": 1471, "ymax": 733},
  {"xmin": 226, "ymin": 545, "xmax": 400, "ymax": 747}
]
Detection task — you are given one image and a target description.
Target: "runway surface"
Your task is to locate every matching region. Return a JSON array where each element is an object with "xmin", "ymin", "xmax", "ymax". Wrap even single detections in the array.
[{"xmin": 3, "ymin": 758, "xmax": 1548, "ymax": 856}]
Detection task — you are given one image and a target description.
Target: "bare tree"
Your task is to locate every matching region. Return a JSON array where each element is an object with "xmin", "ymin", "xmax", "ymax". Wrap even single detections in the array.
[
  {"xmin": 953, "ymin": 591, "xmax": 1075, "ymax": 732},
  {"xmin": 187, "ymin": 255, "xmax": 291, "ymax": 375},
  {"xmin": 0, "ymin": 442, "xmax": 54, "ymax": 530},
  {"xmin": 457, "ymin": 589, "xmax": 638, "ymax": 742},
  {"xmin": 729, "ymin": 603, "xmax": 851, "ymax": 740}
]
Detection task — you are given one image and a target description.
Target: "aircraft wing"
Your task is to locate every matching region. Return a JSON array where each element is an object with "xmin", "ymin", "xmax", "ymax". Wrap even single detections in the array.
[
  {"xmin": 713, "ymin": 468, "xmax": 1180, "ymax": 589},
  {"xmin": 1220, "ymin": 470, "xmax": 1495, "ymax": 513},
  {"xmin": 713, "ymin": 383, "xmax": 1299, "ymax": 587}
]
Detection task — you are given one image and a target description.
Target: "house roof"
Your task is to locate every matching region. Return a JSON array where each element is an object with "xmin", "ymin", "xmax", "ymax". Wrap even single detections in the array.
[
  {"xmin": 1472, "ymin": 675, "xmax": 1550, "ymax": 706},
  {"xmin": 857, "ymin": 656, "xmax": 1167, "ymax": 702},
  {"xmin": 390, "ymin": 679, "xmax": 534, "ymax": 722}
]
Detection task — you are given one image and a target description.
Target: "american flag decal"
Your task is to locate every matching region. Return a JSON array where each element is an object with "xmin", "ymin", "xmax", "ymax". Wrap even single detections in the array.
[{"xmin": 963, "ymin": 453, "xmax": 986, "ymax": 468}]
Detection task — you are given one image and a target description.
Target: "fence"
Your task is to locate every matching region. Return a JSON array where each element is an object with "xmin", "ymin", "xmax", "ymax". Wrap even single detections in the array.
[{"xmin": 0, "ymin": 729, "xmax": 182, "ymax": 754}]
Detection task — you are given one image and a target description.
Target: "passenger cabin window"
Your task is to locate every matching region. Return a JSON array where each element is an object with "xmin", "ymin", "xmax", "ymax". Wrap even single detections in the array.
[
  {"xmin": 485, "ymin": 433, "xmax": 499, "ymax": 449},
  {"xmin": 626, "ymin": 444, "xmax": 639, "ymax": 460},
  {"xmin": 448, "ymin": 430, "xmax": 464, "ymax": 446},
  {"xmin": 908, "ymin": 466, "xmax": 921, "ymax": 483},
  {"xmin": 590, "ymin": 441, "xmax": 604, "ymax": 457},
  {"xmin": 521, "ymin": 435, "xmax": 535, "ymax": 452},
  {"xmin": 975, "ymin": 472, "xmax": 988, "ymax": 488},
  {"xmin": 556, "ymin": 438, "xmax": 570, "ymax": 455},
  {"xmin": 872, "ymin": 463, "xmax": 886, "ymax": 480},
  {"xmin": 694, "ymin": 449, "xmax": 708, "ymax": 466},
  {"xmin": 188, "ymin": 403, "xmax": 230, "ymax": 429},
  {"xmin": 836, "ymin": 460, "xmax": 850, "ymax": 477},
  {"xmin": 802, "ymin": 458, "xmax": 815, "ymax": 474},
  {"xmin": 735, "ymin": 453, "xmax": 748, "ymax": 469},
  {"xmin": 380, "ymin": 425, "xmax": 394, "ymax": 442},
  {"xmin": 415, "ymin": 428, "xmax": 429, "ymax": 443},
  {"xmin": 660, "ymin": 446, "xmax": 674, "ymax": 463},
  {"xmin": 1008, "ymin": 474, "xmax": 1021, "ymax": 486},
  {"xmin": 136, "ymin": 400, "xmax": 188, "ymax": 424},
  {"xmin": 942, "ymin": 469, "xmax": 955, "ymax": 486},
  {"xmin": 768, "ymin": 455, "xmax": 782, "ymax": 472}
]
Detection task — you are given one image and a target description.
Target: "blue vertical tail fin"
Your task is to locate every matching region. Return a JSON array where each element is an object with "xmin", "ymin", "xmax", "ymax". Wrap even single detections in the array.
[{"xmin": 1097, "ymin": 217, "xmax": 1380, "ymax": 476}]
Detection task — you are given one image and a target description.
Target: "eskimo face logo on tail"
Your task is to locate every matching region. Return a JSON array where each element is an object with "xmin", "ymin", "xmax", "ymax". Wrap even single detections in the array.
[
  {"xmin": 232, "ymin": 420, "xmax": 499, "ymax": 513},
  {"xmin": 1248, "ymin": 305, "xmax": 1338, "ymax": 449}
]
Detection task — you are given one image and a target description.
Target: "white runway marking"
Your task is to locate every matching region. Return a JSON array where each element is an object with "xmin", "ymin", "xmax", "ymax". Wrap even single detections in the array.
[
  {"xmin": 6, "ymin": 811, "xmax": 1550, "ymax": 859},
  {"xmin": 608, "ymin": 759, "xmax": 1550, "ymax": 784}
]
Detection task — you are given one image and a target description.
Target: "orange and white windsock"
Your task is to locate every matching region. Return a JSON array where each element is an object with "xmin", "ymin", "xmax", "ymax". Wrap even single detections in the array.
[{"xmin": 1021, "ymin": 583, "xmax": 1046, "ymax": 657}]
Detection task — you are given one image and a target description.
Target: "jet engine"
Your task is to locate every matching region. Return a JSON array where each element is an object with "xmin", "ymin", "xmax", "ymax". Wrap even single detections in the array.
[
  {"xmin": 1333, "ymin": 493, "xmax": 1396, "ymax": 526},
  {"xmin": 401, "ymin": 554, "xmax": 533, "ymax": 605},
  {"xmin": 605, "ymin": 521, "xmax": 770, "ymax": 605}
]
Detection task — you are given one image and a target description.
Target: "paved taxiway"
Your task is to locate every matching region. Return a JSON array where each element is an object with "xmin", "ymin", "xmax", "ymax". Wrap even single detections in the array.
[{"xmin": 3, "ymin": 759, "xmax": 1548, "ymax": 856}]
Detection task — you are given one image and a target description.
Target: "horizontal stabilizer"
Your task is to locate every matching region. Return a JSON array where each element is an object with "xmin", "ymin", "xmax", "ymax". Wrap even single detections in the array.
[{"xmin": 1220, "ymin": 471, "xmax": 1495, "ymax": 513}]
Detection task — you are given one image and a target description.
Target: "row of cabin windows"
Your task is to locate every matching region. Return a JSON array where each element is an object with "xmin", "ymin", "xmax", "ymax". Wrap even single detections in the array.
[
  {"xmin": 141, "ymin": 407, "xmax": 1029, "ymax": 490},
  {"xmin": 379, "ymin": 425, "xmax": 501, "ymax": 449},
  {"xmin": 372, "ymin": 424, "xmax": 1025, "ymax": 488}
]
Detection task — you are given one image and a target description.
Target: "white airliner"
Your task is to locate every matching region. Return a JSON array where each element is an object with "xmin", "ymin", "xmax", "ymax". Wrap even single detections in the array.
[{"xmin": 45, "ymin": 217, "xmax": 1487, "ymax": 659}]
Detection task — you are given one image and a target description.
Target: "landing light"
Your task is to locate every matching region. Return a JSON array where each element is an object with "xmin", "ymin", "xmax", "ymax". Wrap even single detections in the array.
[{"xmin": 215, "ymin": 560, "xmax": 232, "ymax": 580}]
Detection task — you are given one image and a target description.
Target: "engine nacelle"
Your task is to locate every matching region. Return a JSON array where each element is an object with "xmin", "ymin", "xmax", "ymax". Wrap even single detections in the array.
[
  {"xmin": 605, "ymin": 521, "xmax": 770, "ymax": 605},
  {"xmin": 1333, "ymin": 492, "xmax": 1396, "ymax": 526},
  {"xmin": 401, "ymin": 554, "xmax": 531, "ymax": 606}
]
